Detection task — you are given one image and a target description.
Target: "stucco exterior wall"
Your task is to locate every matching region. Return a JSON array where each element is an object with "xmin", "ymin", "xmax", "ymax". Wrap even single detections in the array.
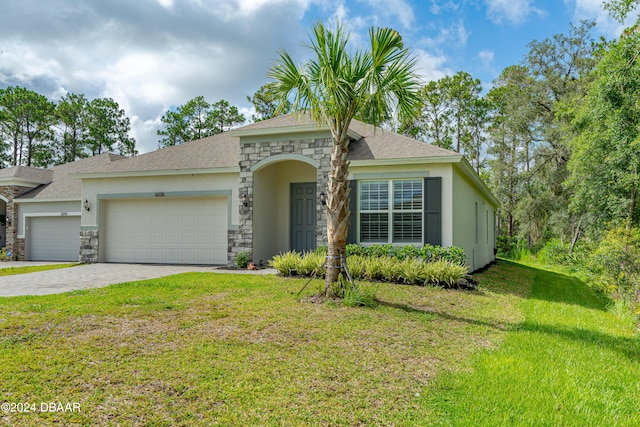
[
  {"xmin": 80, "ymin": 173, "xmax": 240, "ymax": 228},
  {"xmin": 16, "ymin": 200, "xmax": 80, "ymax": 238},
  {"xmin": 451, "ymin": 166, "xmax": 497, "ymax": 270}
]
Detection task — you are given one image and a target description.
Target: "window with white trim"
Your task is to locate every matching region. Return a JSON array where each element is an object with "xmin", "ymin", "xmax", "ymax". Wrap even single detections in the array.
[{"xmin": 359, "ymin": 179, "xmax": 423, "ymax": 244}]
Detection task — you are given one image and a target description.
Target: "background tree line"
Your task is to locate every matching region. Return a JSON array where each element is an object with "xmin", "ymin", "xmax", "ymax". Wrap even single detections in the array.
[
  {"xmin": 389, "ymin": 11, "xmax": 639, "ymax": 312},
  {"xmin": 0, "ymin": 88, "xmax": 138, "ymax": 167},
  {"xmin": 155, "ymin": 83, "xmax": 290, "ymax": 148},
  {"xmin": 0, "ymin": 87, "xmax": 263, "ymax": 167}
]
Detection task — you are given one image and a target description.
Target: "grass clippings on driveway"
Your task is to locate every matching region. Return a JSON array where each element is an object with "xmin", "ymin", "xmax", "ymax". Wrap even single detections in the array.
[{"xmin": 0, "ymin": 268, "xmax": 520, "ymax": 426}]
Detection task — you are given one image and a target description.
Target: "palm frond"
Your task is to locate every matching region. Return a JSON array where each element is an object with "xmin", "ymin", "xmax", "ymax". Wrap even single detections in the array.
[{"xmin": 268, "ymin": 20, "xmax": 420, "ymax": 134}]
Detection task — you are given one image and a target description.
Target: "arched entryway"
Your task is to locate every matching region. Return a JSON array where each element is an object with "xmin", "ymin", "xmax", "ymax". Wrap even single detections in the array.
[{"xmin": 251, "ymin": 156, "xmax": 319, "ymax": 264}]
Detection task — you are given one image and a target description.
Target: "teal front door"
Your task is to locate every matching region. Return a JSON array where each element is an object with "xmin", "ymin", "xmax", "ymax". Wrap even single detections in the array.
[{"xmin": 290, "ymin": 182, "xmax": 317, "ymax": 253}]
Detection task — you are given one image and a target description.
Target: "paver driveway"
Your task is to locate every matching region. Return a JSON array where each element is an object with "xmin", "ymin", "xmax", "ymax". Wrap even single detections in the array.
[{"xmin": 0, "ymin": 263, "xmax": 275, "ymax": 297}]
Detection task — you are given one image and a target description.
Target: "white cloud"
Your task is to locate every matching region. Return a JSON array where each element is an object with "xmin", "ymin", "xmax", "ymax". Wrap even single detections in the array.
[
  {"xmin": 430, "ymin": 0, "xmax": 459, "ymax": 15},
  {"xmin": 156, "ymin": 0, "xmax": 174, "ymax": 10},
  {"xmin": 419, "ymin": 20, "xmax": 469, "ymax": 49},
  {"xmin": 478, "ymin": 50, "xmax": 494, "ymax": 66},
  {"xmin": 330, "ymin": 2, "xmax": 351, "ymax": 24},
  {"xmin": 414, "ymin": 49, "xmax": 450, "ymax": 83},
  {"xmin": 569, "ymin": 0, "xmax": 633, "ymax": 37},
  {"xmin": 485, "ymin": 0, "xmax": 546, "ymax": 25},
  {"xmin": 362, "ymin": 0, "xmax": 415, "ymax": 28},
  {"xmin": 0, "ymin": 0, "xmax": 316, "ymax": 153}
]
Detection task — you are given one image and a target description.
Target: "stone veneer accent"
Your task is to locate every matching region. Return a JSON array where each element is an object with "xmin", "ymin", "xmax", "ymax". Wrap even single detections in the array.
[
  {"xmin": 79, "ymin": 229, "xmax": 99, "ymax": 263},
  {"xmin": 0, "ymin": 185, "xmax": 35, "ymax": 260},
  {"xmin": 227, "ymin": 137, "xmax": 333, "ymax": 264}
]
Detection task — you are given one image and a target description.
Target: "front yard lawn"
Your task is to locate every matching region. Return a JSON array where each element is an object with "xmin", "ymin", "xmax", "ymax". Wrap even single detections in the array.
[
  {"xmin": 0, "ymin": 263, "xmax": 77, "ymax": 276},
  {"xmin": 0, "ymin": 261, "xmax": 637, "ymax": 426}
]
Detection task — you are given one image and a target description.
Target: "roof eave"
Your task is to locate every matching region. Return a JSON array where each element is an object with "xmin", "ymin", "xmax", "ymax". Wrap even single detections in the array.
[
  {"xmin": 14, "ymin": 197, "xmax": 80, "ymax": 203},
  {"xmin": 0, "ymin": 178, "xmax": 50, "ymax": 187},
  {"xmin": 70, "ymin": 166, "xmax": 240, "ymax": 179},
  {"xmin": 350, "ymin": 155, "xmax": 463, "ymax": 167}
]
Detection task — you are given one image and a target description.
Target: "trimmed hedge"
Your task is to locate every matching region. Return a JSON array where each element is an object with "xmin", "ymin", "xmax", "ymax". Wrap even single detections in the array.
[
  {"xmin": 346, "ymin": 243, "xmax": 467, "ymax": 266},
  {"xmin": 270, "ymin": 244, "xmax": 469, "ymax": 287}
]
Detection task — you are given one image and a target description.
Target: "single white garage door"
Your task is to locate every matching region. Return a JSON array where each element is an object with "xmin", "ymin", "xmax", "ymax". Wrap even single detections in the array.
[
  {"xmin": 103, "ymin": 197, "xmax": 228, "ymax": 264},
  {"xmin": 29, "ymin": 216, "xmax": 80, "ymax": 261}
]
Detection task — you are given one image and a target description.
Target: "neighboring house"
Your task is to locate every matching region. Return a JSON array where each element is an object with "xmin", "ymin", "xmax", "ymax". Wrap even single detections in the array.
[
  {"xmin": 0, "ymin": 113, "xmax": 499, "ymax": 270},
  {"xmin": 0, "ymin": 154, "xmax": 125, "ymax": 261}
]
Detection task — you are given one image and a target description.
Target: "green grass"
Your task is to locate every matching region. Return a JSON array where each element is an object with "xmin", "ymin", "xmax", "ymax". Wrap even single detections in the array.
[
  {"xmin": 0, "ymin": 261, "xmax": 637, "ymax": 426},
  {"xmin": 427, "ymin": 260, "xmax": 640, "ymax": 426},
  {"xmin": 0, "ymin": 263, "xmax": 77, "ymax": 276}
]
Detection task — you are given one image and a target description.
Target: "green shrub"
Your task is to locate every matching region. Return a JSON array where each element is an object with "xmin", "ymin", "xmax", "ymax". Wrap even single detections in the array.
[
  {"xmin": 368, "ymin": 244, "xmax": 395, "ymax": 258},
  {"xmin": 329, "ymin": 274, "xmax": 349, "ymax": 298},
  {"xmin": 379, "ymin": 256, "xmax": 399, "ymax": 282},
  {"xmin": 313, "ymin": 246, "xmax": 328, "ymax": 256},
  {"xmin": 328, "ymin": 275, "xmax": 377, "ymax": 307},
  {"xmin": 398, "ymin": 257, "xmax": 425, "ymax": 285},
  {"xmin": 362, "ymin": 256, "xmax": 385, "ymax": 281},
  {"xmin": 342, "ymin": 283, "xmax": 378, "ymax": 308},
  {"xmin": 344, "ymin": 243, "xmax": 467, "ymax": 265},
  {"xmin": 537, "ymin": 239, "xmax": 570, "ymax": 265},
  {"xmin": 421, "ymin": 260, "xmax": 468, "ymax": 287},
  {"xmin": 537, "ymin": 239, "xmax": 592, "ymax": 272},
  {"xmin": 497, "ymin": 235, "xmax": 532, "ymax": 260},
  {"xmin": 298, "ymin": 251, "xmax": 325, "ymax": 276},
  {"xmin": 269, "ymin": 251, "xmax": 303, "ymax": 276},
  {"xmin": 0, "ymin": 247, "xmax": 11, "ymax": 261},
  {"xmin": 420, "ymin": 244, "xmax": 467, "ymax": 266},
  {"xmin": 346, "ymin": 255, "xmax": 366, "ymax": 280},
  {"xmin": 397, "ymin": 245, "xmax": 420, "ymax": 259},
  {"xmin": 587, "ymin": 226, "xmax": 640, "ymax": 312},
  {"xmin": 236, "ymin": 251, "xmax": 250, "ymax": 269},
  {"xmin": 346, "ymin": 244, "xmax": 363, "ymax": 257},
  {"xmin": 272, "ymin": 245, "xmax": 469, "ymax": 289}
]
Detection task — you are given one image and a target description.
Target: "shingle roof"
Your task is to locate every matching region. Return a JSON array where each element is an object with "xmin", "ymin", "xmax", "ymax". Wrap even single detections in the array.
[
  {"xmin": 347, "ymin": 120, "xmax": 459, "ymax": 160},
  {"xmin": 0, "ymin": 165, "xmax": 52, "ymax": 183},
  {"xmin": 17, "ymin": 154, "xmax": 125, "ymax": 199},
  {"xmin": 233, "ymin": 113, "xmax": 458, "ymax": 160},
  {"xmin": 79, "ymin": 132, "xmax": 240, "ymax": 173},
  {"xmin": 53, "ymin": 113, "xmax": 460, "ymax": 177}
]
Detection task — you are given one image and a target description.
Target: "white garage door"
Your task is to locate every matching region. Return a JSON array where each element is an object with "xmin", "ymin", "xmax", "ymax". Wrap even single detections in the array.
[
  {"xmin": 29, "ymin": 216, "xmax": 80, "ymax": 261},
  {"xmin": 103, "ymin": 197, "xmax": 228, "ymax": 264}
]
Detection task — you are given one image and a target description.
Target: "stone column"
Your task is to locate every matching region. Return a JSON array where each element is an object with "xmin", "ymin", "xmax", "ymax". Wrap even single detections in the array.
[
  {"xmin": 79, "ymin": 229, "xmax": 99, "ymax": 263},
  {"xmin": 0, "ymin": 186, "xmax": 33, "ymax": 261}
]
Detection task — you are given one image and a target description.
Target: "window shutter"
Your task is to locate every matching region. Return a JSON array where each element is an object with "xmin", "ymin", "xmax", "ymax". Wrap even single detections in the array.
[
  {"xmin": 424, "ymin": 177, "xmax": 441, "ymax": 246},
  {"xmin": 346, "ymin": 180, "xmax": 358, "ymax": 244}
]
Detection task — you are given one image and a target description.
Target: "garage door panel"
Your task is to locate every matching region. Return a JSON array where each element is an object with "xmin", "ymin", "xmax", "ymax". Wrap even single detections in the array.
[
  {"xmin": 151, "ymin": 232, "xmax": 166, "ymax": 245},
  {"xmin": 29, "ymin": 216, "xmax": 80, "ymax": 261},
  {"xmin": 151, "ymin": 216, "xmax": 165, "ymax": 227},
  {"xmin": 104, "ymin": 197, "xmax": 227, "ymax": 264}
]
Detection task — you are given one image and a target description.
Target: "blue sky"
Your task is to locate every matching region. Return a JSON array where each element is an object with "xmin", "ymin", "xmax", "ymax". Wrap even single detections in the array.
[{"xmin": 0, "ymin": 0, "xmax": 633, "ymax": 153}]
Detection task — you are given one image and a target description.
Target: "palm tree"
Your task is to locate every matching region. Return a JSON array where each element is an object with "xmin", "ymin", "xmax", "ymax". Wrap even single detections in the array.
[{"xmin": 268, "ymin": 21, "xmax": 421, "ymax": 295}]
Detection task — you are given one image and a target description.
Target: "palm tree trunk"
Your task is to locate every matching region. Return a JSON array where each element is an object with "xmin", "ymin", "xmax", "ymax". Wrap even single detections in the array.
[{"xmin": 324, "ymin": 140, "xmax": 351, "ymax": 295}]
